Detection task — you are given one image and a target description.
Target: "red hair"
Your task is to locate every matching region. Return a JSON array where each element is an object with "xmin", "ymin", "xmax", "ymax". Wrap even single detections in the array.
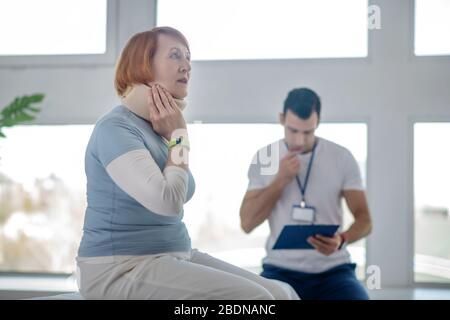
[{"xmin": 114, "ymin": 26, "xmax": 189, "ymax": 97}]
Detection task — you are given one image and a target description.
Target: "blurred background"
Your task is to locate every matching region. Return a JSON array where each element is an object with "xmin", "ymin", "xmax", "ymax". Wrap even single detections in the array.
[{"xmin": 0, "ymin": 0, "xmax": 449, "ymax": 299}]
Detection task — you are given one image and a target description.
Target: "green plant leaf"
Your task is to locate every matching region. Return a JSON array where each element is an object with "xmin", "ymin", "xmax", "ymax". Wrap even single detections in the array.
[{"xmin": 0, "ymin": 93, "xmax": 44, "ymax": 138}]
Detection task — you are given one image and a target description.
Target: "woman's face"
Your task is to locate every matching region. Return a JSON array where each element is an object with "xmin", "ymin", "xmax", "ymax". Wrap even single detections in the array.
[{"xmin": 151, "ymin": 34, "xmax": 191, "ymax": 99}]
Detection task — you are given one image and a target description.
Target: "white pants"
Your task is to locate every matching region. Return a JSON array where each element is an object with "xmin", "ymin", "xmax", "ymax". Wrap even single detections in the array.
[{"xmin": 76, "ymin": 249, "xmax": 299, "ymax": 300}]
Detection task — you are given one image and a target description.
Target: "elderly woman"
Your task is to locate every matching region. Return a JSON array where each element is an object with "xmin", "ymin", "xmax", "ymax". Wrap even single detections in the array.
[{"xmin": 76, "ymin": 26, "xmax": 299, "ymax": 300}]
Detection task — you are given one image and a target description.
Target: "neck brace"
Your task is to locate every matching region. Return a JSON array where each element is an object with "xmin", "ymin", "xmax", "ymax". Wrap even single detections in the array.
[{"xmin": 120, "ymin": 84, "xmax": 187, "ymax": 122}]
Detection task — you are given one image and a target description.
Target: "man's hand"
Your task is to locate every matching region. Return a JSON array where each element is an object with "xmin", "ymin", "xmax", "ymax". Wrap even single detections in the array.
[
  {"xmin": 275, "ymin": 152, "xmax": 300, "ymax": 185},
  {"xmin": 307, "ymin": 234, "xmax": 342, "ymax": 256}
]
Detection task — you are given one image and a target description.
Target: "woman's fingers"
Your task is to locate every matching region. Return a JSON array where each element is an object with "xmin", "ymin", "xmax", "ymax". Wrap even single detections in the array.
[
  {"xmin": 152, "ymin": 85, "xmax": 166, "ymax": 115},
  {"xmin": 147, "ymin": 84, "xmax": 186, "ymax": 139},
  {"xmin": 147, "ymin": 87, "xmax": 159, "ymax": 117},
  {"xmin": 156, "ymin": 86, "xmax": 175, "ymax": 112},
  {"xmin": 159, "ymin": 85, "xmax": 179, "ymax": 111}
]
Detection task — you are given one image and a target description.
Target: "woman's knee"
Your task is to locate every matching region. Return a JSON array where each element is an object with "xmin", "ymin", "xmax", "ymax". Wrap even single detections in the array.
[
  {"xmin": 214, "ymin": 280, "xmax": 275, "ymax": 300},
  {"xmin": 265, "ymin": 279, "xmax": 300, "ymax": 300},
  {"xmin": 238, "ymin": 284, "xmax": 275, "ymax": 300}
]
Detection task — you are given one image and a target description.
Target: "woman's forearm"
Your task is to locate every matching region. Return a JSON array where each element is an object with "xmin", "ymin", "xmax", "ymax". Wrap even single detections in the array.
[
  {"xmin": 106, "ymin": 148, "xmax": 189, "ymax": 216},
  {"xmin": 167, "ymin": 144, "xmax": 189, "ymax": 171}
]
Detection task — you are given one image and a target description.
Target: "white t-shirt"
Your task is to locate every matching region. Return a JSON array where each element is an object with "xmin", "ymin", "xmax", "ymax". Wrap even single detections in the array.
[{"xmin": 247, "ymin": 137, "xmax": 364, "ymax": 273}]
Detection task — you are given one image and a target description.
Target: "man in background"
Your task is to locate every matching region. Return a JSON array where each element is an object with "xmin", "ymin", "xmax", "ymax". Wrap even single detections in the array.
[{"xmin": 240, "ymin": 88, "xmax": 372, "ymax": 300}]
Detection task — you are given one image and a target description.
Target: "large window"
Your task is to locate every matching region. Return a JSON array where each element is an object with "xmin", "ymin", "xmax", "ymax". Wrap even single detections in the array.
[
  {"xmin": 0, "ymin": 0, "xmax": 115, "ymax": 66},
  {"xmin": 414, "ymin": 123, "xmax": 450, "ymax": 283},
  {"xmin": 157, "ymin": 0, "xmax": 368, "ymax": 60},
  {"xmin": 185, "ymin": 123, "xmax": 367, "ymax": 278},
  {"xmin": 0, "ymin": 123, "xmax": 367, "ymax": 277},
  {"xmin": 0, "ymin": 0, "xmax": 107, "ymax": 56},
  {"xmin": 415, "ymin": 0, "xmax": 450, "ymax": 56},
  {"xmin": 0, "ymin": 125, "xmax": 93, "ymax": 274}
]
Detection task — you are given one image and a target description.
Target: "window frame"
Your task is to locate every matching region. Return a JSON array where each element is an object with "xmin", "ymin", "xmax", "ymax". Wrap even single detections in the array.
[
  {"xmin": 0, "ymin": 124, "xmax": 94, "ymax": 278},
  {"xmin": 185, "ymin": 120, "xmax": 370, "ymax": 280},
  {"xmin": 412, "ymin": 0, "xmax": 450, "ymax": 59},
  {"xmin": 155, "ymin": 0, "xmax": 372, "ymax": 62},
  {"xmin": 0, "ymin": 121, "xmax": 369, "ymax": 282},
  {"xmin": 411, "ymin": 117, "xmax": 450, "ymax": 288},
  {"xmin": 0, "ymin": 0, "xmax": 118, "ymax": 68}
]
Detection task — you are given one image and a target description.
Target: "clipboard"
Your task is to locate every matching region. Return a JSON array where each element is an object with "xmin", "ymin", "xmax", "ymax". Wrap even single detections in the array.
[{"xmin": 272, "ymin": 224, "xmax": 340, "ymax": 250}]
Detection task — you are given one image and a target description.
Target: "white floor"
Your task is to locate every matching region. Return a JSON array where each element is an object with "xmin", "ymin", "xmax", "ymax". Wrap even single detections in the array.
[
  {"xmin": 24, "ymin": 287, "xmax": 450, "ymax": 300},
  {"xmin": 368, "ymin": 287, "xmax": 450, "ymax": 300},
  {"xmin": 1, "ymin": 274, "xmax": 450, "ymax": 300}
]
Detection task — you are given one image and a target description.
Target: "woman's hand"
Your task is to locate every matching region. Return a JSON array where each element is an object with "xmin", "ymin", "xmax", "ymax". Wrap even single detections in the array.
[{"xmin": 148, "ymin": 84, "xmax": 187, "ymax": 140}]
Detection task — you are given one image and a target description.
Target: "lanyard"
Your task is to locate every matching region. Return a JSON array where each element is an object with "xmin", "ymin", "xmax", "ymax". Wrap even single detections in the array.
[{"xmin": 284, "ymin": 140, "xmax": 318, "ymax": 208}]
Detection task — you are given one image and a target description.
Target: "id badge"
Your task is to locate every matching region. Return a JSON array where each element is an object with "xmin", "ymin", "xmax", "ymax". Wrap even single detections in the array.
[{"xmin": 292, "ymin": 205, "xmax": 316, "ymax": 224}]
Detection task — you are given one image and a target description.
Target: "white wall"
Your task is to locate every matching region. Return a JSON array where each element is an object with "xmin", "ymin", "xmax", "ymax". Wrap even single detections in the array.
[{"xmin": 0, "ymin": 0, "xmax": 449, "ymax": 287}]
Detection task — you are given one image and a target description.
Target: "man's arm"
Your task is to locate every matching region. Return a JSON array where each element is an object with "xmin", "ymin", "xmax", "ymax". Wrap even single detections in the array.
[
  {"xmin": 307, "ymin": 190, "xmax": 372, "ymax": 255},
  {"xmin": 341, "ymin": 189, "xmax": 373, "ymax": 243},
  {"xmin": 240, "ymin": 177, "xmax": 288, "ymax": 233},
  {"xmin": 240, "ymin": 151, "xmax": 300, "ymax": 233}
]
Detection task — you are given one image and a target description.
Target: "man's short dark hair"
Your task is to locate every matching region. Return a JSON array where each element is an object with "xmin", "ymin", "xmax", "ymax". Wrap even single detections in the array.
[{"xmin": 283, "ymin": 88, "xmax": 321, "ymax": 119}]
